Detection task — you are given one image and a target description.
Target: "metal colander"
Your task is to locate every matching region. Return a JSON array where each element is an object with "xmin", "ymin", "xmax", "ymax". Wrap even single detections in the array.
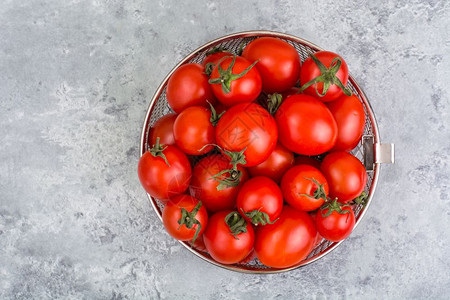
[{"xmin": 139, "ymin": 30, "xmax": 395, "ymax": 274}]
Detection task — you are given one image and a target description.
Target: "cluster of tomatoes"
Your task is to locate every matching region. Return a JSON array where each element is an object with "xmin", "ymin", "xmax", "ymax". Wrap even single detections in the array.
[{"xmin": 138, "ymin": 37, "xmax": 368, "ymax": 269}]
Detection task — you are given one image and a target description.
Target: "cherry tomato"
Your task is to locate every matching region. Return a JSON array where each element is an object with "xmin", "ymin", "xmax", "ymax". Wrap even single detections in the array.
[
  {"xmin": 315, "ymin": 199, "xmax": 355, "ymax": 242},
  {"xmin": 166, "ymin": 63, "xmax": 215, "ymax": 113},
  {"xmin": 148, "ymin": 113, "xmax": 177, "ymax": 146},
  {"xmin": 320, "ymin": 152, "xmax": 367, "ymax": 202},
  {"xmin": 202, "ymin": 50, "xmax": 232, "ymax": 76},
  {"xmin": 327, "ymin": 94, "xmax": 366, "ymax": 152},
  {"xmin": 189, "ymin": 154, "xmax": 249, "ymax": 212},
  {"xmin": 203, "ymin": 210, "xmax": 255, "ymax": 264},
  {"xmin": 242, "ymin": 37, "xmax": 301, "ymax": 93},
  {"xmin": 138, "ymin": 139, "xmax": 191, "ymax": 200},
  {"xmin": 275, "ymin": 94, "xmax": 337, "ymax": 155},
  {"xmin": 209, "ymin": 55, "xmax": 262, "ymax": 107},
  {"xmin": 162, "ymin": 195, "xmax": 208, "ymax": 242},
  {"xmin": 281, "ymin": 165, "xmax": 329, "ymax": 212},
  {"xmin": 216, "ymin": 102, "xmax": 278, "ymax": 167},
  {"xmin": 294, "ymin": 156, "xmax": 321, "ymax": 169},
  {"xmin": 300, "ymin": 51, "xmax": 350, "ymax": 102},
  {"xmin": 254, "ymin": 205, "xmax": 317, "ymax": 268},
  {"xmin": 236, "ymin": 176, "xmax": 283, "ymax": 225}
]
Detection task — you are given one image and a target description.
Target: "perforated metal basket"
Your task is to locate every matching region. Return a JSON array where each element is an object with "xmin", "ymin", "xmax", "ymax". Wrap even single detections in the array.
[{"xmin": 139, "ymin": 30, "xmax": 395, "ymax": 273}]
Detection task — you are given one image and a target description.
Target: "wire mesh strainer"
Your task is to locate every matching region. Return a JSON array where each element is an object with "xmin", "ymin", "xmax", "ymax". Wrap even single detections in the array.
[{"xmin": 139, "ymin": 31, "xmax": 395, "ymax": 273}]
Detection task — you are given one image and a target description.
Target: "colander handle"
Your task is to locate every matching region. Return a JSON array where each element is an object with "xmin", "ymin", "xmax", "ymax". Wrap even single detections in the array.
[{"xmin": 362, "ymin": 135, "xmax": 395, "ymax": 171}]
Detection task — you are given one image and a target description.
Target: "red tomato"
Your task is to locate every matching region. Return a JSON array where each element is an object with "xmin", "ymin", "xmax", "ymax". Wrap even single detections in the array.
[
  {"xmin": 315, "ymin": 199, "xmax": 355, "ymax": 242},
  {"xmin": 254, "ymin": 205, "xmax": 317, "ymax": 268},
  {"xmin": 320, "ymin": 152, "xmax": 367, "ymax": 202},
  {"xmin": 203, "ymin": 210, "xmax": 255, "ymax": 264},
  {"xmin": 300, "ymin": 51, "xmax": 350, "ymax": 102},
  {"xmin": 166, "ymin": 63, "xmax": 215, "ymax": 113},
  {"xmin": 247, "ymin": 143, "xmax": 294, "ymax": 182},
  {"xmin": 202, "ymin": 51, "xmax": 232, "ymax": 76},
  {"xmin": 216, "ymin": 102, "xmax": 278, "ymax": 167},
  {"xmin": 209, "ymin": 55, "xmax": 262, "ymax": 107},
  {"xmin": 173, "ymin": 106, "xmax": 216, "ymax": 155},
  {"xmin": 327, "ymin": 94, "xmax": 366, "ymax": 152},
  {"xmin": 275, "ymin": 94, "xmax": 337, "ymax": 155},
  {"xmin": 242, "ymin": 37, "xmax": 301, "ymax": 93},
  {"xmin": 281, "ymin": 165, "xmax": 329, "ymax": 212},
  {"xmin": 148, "ymin": 113, "xmax": 177, "ymax": 146},
  {"xmin": 294, "ymin": 156, "xmax": 321, "ymax": 169},
  {"xmin": 236, "ymin": 176, "xmax": 283, "ymax": 225},
  {"xmin": 138, "ymin": 140, "xmax": 191, "ymax": 200},
  {"xmin": 162, "ymin": 195, "xmax": 208, "ymax": 242},
  {"xmin": 189, "ymin": 154, "xmax": 249, "ymax": 212}
]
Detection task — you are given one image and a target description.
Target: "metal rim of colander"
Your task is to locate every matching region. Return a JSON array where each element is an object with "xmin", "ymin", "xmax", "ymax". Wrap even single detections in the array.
[{"xmin": 139, "ymin": 30, "xmax": 381, "ymax": 274}]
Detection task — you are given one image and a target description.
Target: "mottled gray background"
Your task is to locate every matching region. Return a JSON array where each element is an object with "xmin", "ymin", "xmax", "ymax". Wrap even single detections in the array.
[{"xmin": 1, "ymin": 0, "xmax": 449, "ymax": 299}]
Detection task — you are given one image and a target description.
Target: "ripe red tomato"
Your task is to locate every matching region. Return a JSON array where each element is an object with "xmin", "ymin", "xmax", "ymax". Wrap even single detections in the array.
[
  {"xmin": 138, "ymin": 140, "xmax": 191, "ymax": 200},
  {"xmin": 189, "ymin": 154, "xmax": 249, "ymax": 212},
  {"xmin": 162, "ymin": 195, "xmax": 208, "ymax": 242},
  {"xmin": 247, "ymin": 143, "xmax": 294, "ymax": 182},
  {"xmin": 281, "ymin": 165, "xmax": 329, "ymax": 212},
  {"xmin": 203, "ymin": 210, "xmax": 255, "ymax": 264},
  {"xmin": 209, "ymin": 55, "xmax": 262, "ymax": 106},
  {"xmin": 202, "ymin": 50, "xmax": 232, "ymax": 76},
  {"xmin": 275, "ymin": 94, "xmax": 337, "ymax": 155},
  {"xmin": 148, "ymin": 113, "xmax": 177, "ymax": 146},
  {"xmin": 300, "ymin": 51, "xmax": 350, "ymax": 102},
  {"xmin": 294, "ymin": 156, "xmax": 321, "ymax": 169},
  {"xmin": 166, "ymin": 63, "xmax": 215, "ymax": 113},
  {"xmin": 236, "ymin": 176, "xmax": 283, "ymax": 226},
  {"xmin": 173, "ymin": 106, "xmax": 217, "ymax": 155},
  {"xmin": 327, "ymin": 94, "xmax": 366, "ymax": 152},
  {"xmin": 242, "ymin": 37, "xmax": 301, "ymax": 93},
  {"xmin": 315, "ymin": 199, "xmax": 355, "ymax": 242},
  {"xmin": 254, "ymin": 205, "xmax": 317, "ymax": 268},
  {"xmin": 216, "ymin": 102, "xmax": 278, "ymax": 167},
  {"xmin": 320, "ymin": 152, "xmax": 367, "ymax": 202}
]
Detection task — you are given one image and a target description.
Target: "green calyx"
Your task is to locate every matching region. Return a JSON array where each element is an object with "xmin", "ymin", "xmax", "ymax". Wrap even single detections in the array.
[
  {"xmin": 241, "ymin": 208, "xmax": 277, "ymax": 226},
  {"xmin": 208, "ymin": 101, "xmax": 225, "ymax": 127},
  {"xmin": 225, "ymin": 211, "xmax": 248, "ymax": 239},
  {"xmin": 299, "ymin": 53, "xmax": 352, "ymax": 97},
  {"xmin": 177, "ymin": 201, "xmax": 203, "ymax": 246},
  {"xmin": 149, "ymin": 137, "xmax": 170, "ymax": 166},
  {"xmin": 266, "ymin": 93, "xmax": 283, "ymax": 115},
  {"xmin": 320, "ymin": 198, "xmax": 351, "ymax": 219},
  {"xmin": 298, "ymin": 177, "xmax": 327, "ymax": 200},
  {"xmin": 208, "ymin": 55, "xmax": 259, "ymax": 94},
  {"xmin": 350, "ymin": 191, "xmax": 368, "ymax": 207}
]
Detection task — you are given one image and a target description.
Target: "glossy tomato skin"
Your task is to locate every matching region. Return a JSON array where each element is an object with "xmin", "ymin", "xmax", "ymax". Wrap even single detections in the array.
[
  {"xmin": 173, "ymin": 106, "xmax": 215, "ymax": 155},
  {"xmin": 300, "ymin": 51, "xmax": 349, "ymax": 102},
  {"xmin": 254, "ymin": 205, "xmax": 317, "ymax": 268},
  {"xmin": 210, "ymin": 56, "xmax": 262, "ymax": 106},
  {"xmin": 149, "ymin": 113, "xmax": 177, "ymax": 146},
  {"xmin": 189, "ymin": 154, "xmax": 249, "ymax": 212},
  {"xmin": 327, "ymin": 94, "xmax": 366, "ymax": 152},
  {"xmin": 203, "ymin": 210, "xmax": 255, "ymax": 264},
  {"xmin": 320, "ymin": 152, "xmax": 367, "ymax": 202},
  {"xmin": 166, "ymin": 63, "xmax": 215, "ymax": 113},
  {"xmin": 138, "ymin": 146, "xmax": 192, "ymax": 200},
  {"xmin": 242, "ymin": 37, "xmax": 301, "ymax": 93},
  {"xmin": 316, "ymin": 206, "xmax": 355, "ymax": 242},
  {"xmin": 294, "ymin": 156, "xmax": 321, "ymax": 169},
  {"xmin": 275, "ymin": 94, "xmax": 337, "ymax": 155},
  {"xmin": 247, "ymin": 143, "xmax": 294, "ymax": 183},
  {"xmin": 236, "ymin": 176, "xmax": 283, "ymax": 225},
  {"xmin": 216, "ymin": 102, "xmax": 278, "ymax": 167},
  {"xmin": 281, "ymin": 165, "xmax": 329, "ymax": 211},
  {"xmin": 162, "ymin": 195, "xmax": 208, "ymax": 241}
]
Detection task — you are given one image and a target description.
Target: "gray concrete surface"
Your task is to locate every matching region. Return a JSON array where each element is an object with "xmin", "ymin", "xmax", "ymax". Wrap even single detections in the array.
[{"xmin": 1, "ymin": 0, "xmax": 449, "ymax": 299}]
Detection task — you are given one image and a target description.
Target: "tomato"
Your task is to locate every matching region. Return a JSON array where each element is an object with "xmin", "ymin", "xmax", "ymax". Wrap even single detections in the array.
[
  {"xmin": 315, "ymin": 199, "xmax": 355, "ymax": 242},
  {"xmin": 148, "ymin": 113, "xmax": 177, "ymax": 146},
  {"xmin": 236, "ymin": 176, "xmax": 283, "ymax": 225},
  {"xmin": 300, "ymin": 51, "xmax": 350, "ymax": 102},
  {"xmin": 216, "ymin": 102, "xmax": 278, "ymax": 167},
  {"xmin": 162, "ymin": 195, "xmax": 208, "ymax": 243},
  {"xmin": 281, "ymin": 165, "xmax": 329, "ymax": 212},
  {"xmin": 209, "ymin": 55, "xmax": 262, "ymax": 107},
  {"xmin": 138, "ymin": 139, "xmax": 191, "ymax": 200},
  {"xmin": 202, "ymin": 50, "xmax": 232, "ymax": 76},
  {"xmin": 254, "ymin": 205, "xmax": 317, "ymax": 268},
  {"xmin": 320, "ymin": 152, "xmax": 367, "ymax": 202},
  {"xmin": 327, "ymin": 94, "xmax": 366, "ymax": 152},
  {"xmin": 166, "ymin": 63, "xmax": 215, "ymax": 113},
  {"xmin": 247, "ymin": 143, "xmax": 294, "ymax": 183},
  {"xmin": 242, "ymin": 37, "xmax": 301, "ymax": 93},
  {"xmin": 294, "ymin": 156, "xmax": 321, "ymax": 169},
  {"xmin": 203, "ymin": 210, "xmax": 255, "ymax": 264},
  {"xmin": 275, "ymin": 94, "xmax": 337, "ymax": 155},
  {"xmin": 189, "ymin": 154, "xmax": 249, "ymax": 212}
]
